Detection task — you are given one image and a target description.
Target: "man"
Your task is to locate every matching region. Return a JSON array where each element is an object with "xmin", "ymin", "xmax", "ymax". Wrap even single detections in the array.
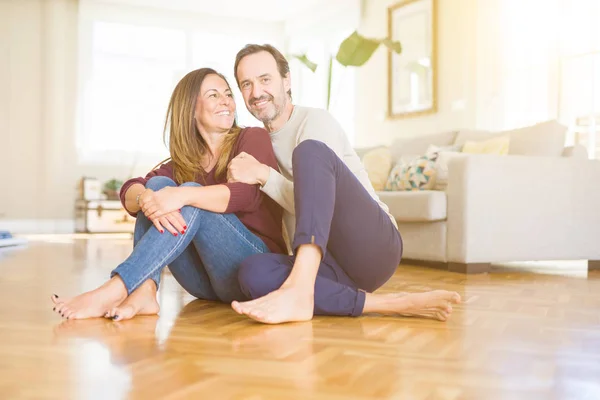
[{"xmin": 227, "ymin": 44, "xmax": 461, "ymax": 325}]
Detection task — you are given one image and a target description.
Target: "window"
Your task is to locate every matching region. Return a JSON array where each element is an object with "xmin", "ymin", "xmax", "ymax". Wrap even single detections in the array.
[
  {"xmin": 77, "ymin": 14, "xmax": 280, "ymax": 166},
  {"xmin": 78, "ymin": 22, "xmax": 185, "ymax": 165},
  {"xmin": 557, "ymin": 0, "xmax": 600, "ymax": 158},
  {"xmin": 288, "ymin": 33, "xmax": 357, "ymax": 145},
  {"xmin": 496, "ymin": 0, "xmax": 556, "ymax": 130}
]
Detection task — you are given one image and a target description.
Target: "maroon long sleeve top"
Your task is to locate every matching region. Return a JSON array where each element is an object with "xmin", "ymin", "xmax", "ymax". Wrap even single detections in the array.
[{"xmin": 119, "ymin": 127, "xmax": 286, "ymax": 254}]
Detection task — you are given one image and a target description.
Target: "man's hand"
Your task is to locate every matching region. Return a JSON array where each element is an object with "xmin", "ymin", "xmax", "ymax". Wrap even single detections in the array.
[
  {"xmin": 139, "ymin": 187, "xmax": 186, "ymax": 221},
  {"xmin": 227, "ymin": 152, "xmax": 270, "ymax": 186}
]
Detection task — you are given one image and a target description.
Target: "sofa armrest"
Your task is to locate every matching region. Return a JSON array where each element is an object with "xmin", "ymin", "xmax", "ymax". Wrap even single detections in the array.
[{"xmin": 446, "ymin": 154, "xmax": 600, "ymax": 263}]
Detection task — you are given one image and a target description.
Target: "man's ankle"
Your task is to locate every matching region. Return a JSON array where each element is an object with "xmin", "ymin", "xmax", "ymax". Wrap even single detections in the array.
[{"xmin": 281, "ymin": 278, "xmax": 315, "ymax": 293}]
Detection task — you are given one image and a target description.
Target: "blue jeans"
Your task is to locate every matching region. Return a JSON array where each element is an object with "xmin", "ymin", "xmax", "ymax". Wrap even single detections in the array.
[{"xmin": 111, "ymin": 176, "xmax": 270, "ymax": 303}]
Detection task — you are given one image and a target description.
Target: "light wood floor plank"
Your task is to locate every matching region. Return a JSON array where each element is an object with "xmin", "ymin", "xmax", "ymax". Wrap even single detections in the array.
[{"xmin": 1, "ymin": 235, "xmax": 599, "ymax": 399}]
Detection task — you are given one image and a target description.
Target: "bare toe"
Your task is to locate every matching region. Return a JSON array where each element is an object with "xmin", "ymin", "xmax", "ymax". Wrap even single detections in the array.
[
  {"xmin": 112, "ymin": 305, "xmax": 136, "ymax": 321},
  {"xmin": 231, "ymin": 301, "xmax": 243, "ymax": 315},
  {"xmin": 54, "ymin": 302, "xmax": 65, "ymax": 315}
]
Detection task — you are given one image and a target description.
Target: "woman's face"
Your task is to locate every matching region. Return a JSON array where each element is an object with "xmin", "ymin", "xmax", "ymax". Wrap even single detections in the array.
[{"xmin": 194, "ymin": 74, "xmax": 236, "ymax": 134}]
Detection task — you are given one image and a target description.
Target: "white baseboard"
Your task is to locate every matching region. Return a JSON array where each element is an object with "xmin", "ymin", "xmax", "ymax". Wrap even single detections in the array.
[{"xmin": 0, "ymin": 219, "xmax": 75, "ymax": 234}]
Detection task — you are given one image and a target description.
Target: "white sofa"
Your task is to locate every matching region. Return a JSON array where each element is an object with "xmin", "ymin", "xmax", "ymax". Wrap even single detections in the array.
[{"xmin": 358, "ymin": 121, "xmax": 600, "ymax": 274}]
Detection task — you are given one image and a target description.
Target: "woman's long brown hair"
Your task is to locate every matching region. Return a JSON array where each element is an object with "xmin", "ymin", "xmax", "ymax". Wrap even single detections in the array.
[{"xmin": 161, "ymin": 68, "xmax": 241, "ymax": 184}]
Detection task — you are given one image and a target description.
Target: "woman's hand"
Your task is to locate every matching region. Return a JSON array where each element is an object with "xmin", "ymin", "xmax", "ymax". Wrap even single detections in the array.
[
  {"xmin": 227, "ymin": 152, "xmax": 270, "ymax": 186},
  {"xmin": 151, "ymin": 210, "xmax": 187, "ymax": 236},
  {"xmin": 139, "ymin": 187, "xmax": 186, "ymax": 220}
]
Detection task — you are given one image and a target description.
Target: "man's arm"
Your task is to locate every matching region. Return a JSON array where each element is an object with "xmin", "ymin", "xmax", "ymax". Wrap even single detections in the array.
[
  {"xmin": 260, "ymin": 109, "xmax": 347, "ymax": 213},
  {"xmin": 260, "ymin": 167, "xmax": 295, "ymax": 215},
  {"xmin": 229, "ymin": 110, "xmax": 348, "ymax": 214}
]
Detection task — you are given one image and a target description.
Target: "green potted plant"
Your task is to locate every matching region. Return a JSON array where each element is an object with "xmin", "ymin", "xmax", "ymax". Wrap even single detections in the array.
[
  {"xmin": 293, "ymin": 30, "xmax": 402, "ymax": 109},
  {"xmin": 103, "ymin": 179, "xmax": 124, "ymax": 201}
]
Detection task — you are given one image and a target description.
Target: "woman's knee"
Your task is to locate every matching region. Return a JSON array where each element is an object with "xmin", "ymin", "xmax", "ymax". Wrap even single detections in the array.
[
  {"xmin": 180, "ymin": 181, "xmax": 202, "ymax": 188},
  {"xmin": 145, "ymin": 176, "xmax": 176, "ymax": 191}
]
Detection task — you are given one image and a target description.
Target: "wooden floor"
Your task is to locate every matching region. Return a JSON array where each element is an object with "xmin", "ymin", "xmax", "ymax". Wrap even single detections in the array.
[{"xmin": 1, "ymin": 235, "xmax": 600, "ymax": 400}]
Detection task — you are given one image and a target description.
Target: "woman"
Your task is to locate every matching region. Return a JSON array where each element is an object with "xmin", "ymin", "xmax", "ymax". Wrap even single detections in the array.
[{"xmin": 51, "ymin": 68, "xmax": 286, "ymax": 321}]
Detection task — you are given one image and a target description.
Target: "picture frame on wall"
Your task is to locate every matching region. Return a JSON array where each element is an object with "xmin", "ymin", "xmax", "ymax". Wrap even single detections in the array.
[{"xmin": 387, "ymin": 0, "xmax": 437, "ymax": 119}]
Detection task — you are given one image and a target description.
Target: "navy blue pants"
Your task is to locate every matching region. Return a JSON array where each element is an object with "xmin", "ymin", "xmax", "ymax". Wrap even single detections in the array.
[{"xmin": 238, "ymin": 140, "xmax": 403, "ymax": 317}]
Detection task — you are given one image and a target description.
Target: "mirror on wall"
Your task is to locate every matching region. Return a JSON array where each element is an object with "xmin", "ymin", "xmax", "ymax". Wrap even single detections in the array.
[{"xmin": 387, "ymin": 0, "xmax": 437, "ymax": 118}]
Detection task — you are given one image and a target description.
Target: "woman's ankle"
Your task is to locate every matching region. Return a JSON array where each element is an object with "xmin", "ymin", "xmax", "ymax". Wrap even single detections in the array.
[
  {"xmin": 105, "ymin": 275, "xmax": 128, "ymax": 298},
  {"xmin": 139, "ymin": 279, "xmax": 157, "ymax": 292}
]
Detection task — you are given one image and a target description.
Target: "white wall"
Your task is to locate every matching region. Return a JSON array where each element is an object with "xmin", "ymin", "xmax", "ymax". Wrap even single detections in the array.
[
  {"xmin": 354, "ymin": 0, "xmax": 570, "ymax": 147},
  {"xmin": 0, "ymin": 0, "xmax": 78, "ymax": 228},
  {"xmin": 354, "ymin": 0, "xmax": 478, "ymax": 147}
]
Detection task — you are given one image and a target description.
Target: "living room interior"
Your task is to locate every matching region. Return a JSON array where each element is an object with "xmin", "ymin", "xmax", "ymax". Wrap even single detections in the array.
[{"xmin": 1, "ymin": 0, "xmax": 599, "ymax": 398}]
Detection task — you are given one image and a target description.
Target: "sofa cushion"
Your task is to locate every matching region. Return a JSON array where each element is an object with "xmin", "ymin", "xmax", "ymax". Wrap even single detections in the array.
[
  {"xmin": 454, "ymin": 120, "xmax": 567, "ymax": 157},
  {"xmin": 362, "ymin": 147, "xmax": 393, "ymax": 191},
  {"xmin": 376, "ymin": 190, "xmax": 447, "ymax": 222},
  {"xmin": 389, "ymin": 131, "xmax": 458, "ymax": 161},
  {"xmin": 462, "ymin": 135, "xmax": 510, "ymax": 155},
  {"xmin": 562, "ymin": 144, "xmax": 588, "ymax": 159}
]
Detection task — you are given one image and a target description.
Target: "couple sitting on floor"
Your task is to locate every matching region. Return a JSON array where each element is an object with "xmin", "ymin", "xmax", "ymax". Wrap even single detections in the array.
[{"xmin": 51, "ymin": 44, "xmax": 461, "ymax": 324}]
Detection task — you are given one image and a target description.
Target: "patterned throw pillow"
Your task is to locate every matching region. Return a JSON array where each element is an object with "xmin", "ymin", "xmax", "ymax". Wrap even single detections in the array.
[{"xmin": 384, "ymin": 153, "xmax": 438, "ymax": 191}]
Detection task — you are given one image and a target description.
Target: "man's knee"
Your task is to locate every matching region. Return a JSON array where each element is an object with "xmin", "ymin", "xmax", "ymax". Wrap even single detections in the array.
[
  {"xmin": 292, "ymin": 139, "xmax": 333, "ymax": 167},
  {"xmin": 145, "ymin": 176, "xmax": 176, "ymax": 191}
]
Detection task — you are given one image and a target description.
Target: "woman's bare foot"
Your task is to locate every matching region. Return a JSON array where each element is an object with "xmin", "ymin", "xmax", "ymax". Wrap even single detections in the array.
[
  {"xmin": 51, "ymin": 277, "xmax": 128, "ymax": 320},
  {"xmin": 232, "ymin": 284, "xmax": 314, "ymax": 325},
  {"xmin": 105, "ymin": 279, "xmax": 159, "ymax": 322},
  {"xmin": 364, "ymin": 290, "xmax": 461, "ymax": 321}
]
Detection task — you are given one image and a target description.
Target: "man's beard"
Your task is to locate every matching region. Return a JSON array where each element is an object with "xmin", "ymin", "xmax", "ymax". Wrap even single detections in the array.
[{"xmin": 250, "ymin": 93, "xmax": 284, "ymax": 124}]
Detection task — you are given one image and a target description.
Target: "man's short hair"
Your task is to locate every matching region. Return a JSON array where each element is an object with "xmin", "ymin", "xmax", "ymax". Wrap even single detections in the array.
[{"xmin": 234, "ymin": 44, "xmax": 292, "ymax": 98}]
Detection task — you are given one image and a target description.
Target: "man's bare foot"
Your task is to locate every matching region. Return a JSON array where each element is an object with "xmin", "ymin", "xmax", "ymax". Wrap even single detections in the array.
[
  {"xmin": 364, "ymin": 290, "xmax": 461, "ymax": 321},
  {"xmin": 105, "ymin": 279, "xmax": 159, "ymax": 322},
  {"xmin": 231, "ymin": 284, "xmax": 314, "ymax": 324},
  {"xmin": 51, "ymin": 277, "xmax": 128, "ymax": 320}
]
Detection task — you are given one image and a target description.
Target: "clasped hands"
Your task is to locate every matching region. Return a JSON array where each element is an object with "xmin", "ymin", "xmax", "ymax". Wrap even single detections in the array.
[
  {"xmin": 138, "ymin": 187, "xmax": 187, "ymax": 236},
  {"xmin": 139, "ymin": 152, "xmax": 265, "ymax": 235}
]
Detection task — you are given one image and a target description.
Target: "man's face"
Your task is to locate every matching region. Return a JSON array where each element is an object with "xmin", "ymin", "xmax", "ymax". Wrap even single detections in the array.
[{"xmin": 236, "ymin": 51, "xmax": 290, "ymax": 125}]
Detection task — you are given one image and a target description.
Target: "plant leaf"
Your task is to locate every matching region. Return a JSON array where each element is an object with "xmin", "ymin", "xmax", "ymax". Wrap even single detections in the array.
[
  {"xmin": 335, "ymin": 31, "xmax": 381, "ymax": 67},
  {"xmin": 291, "ymin": 54, "xmax": 318, "ymax": 72},
  {"xmin": 381, "ymin": 38, "xmax": 402, "ymax": 54}
]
